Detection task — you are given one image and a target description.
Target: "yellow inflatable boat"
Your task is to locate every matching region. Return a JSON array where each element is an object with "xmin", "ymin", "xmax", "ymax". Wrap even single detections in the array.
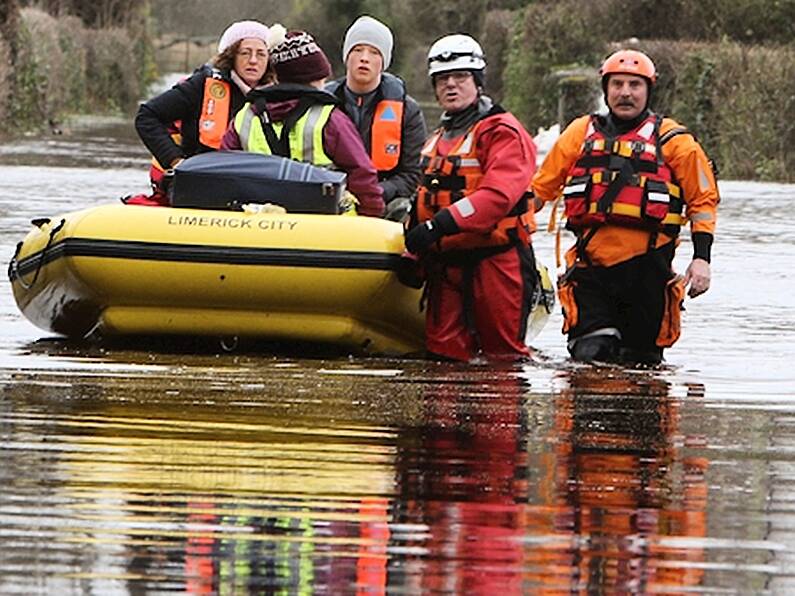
[{"xmin": 9, "ymin": 204, "xmax": 426, "ymax": 354}]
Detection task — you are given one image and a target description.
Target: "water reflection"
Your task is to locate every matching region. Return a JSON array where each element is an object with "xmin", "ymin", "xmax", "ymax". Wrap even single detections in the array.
[
  {"xmin": 394, "ymin": 368, "xmax": 531, "ymax": 593},
  {"xmin": 1, "ymin": 341, "xmax": 792, "ymax": 592},
  {"xmin": 2, "ymin": 357, "xmax": 419, "ymax": 593},
  {"xmin": 387, "ymin": 367, "xmax": 712, "ymax": 594},
  {"xmin": 541, "ymin": 368, "xmax": 708, "ymax": 593}
]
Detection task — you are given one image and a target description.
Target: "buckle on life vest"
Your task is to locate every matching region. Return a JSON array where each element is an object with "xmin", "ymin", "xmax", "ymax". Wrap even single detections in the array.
[
  {"xmin": 613, "ymin": 141, "xmax": 637, "ymax": 158},
  {"xmin": 632, "ymin": 140, "xmax": 645, "ymax": 154},
  {"xmin": 443, "ymin": 155, "xmax": 462, "ymax": 176},
  {"xmin": 583, "ymin": 139, "xmax": 595, "ymax": 153},
  {"xmin": 608, "ymin": 154, "xmax": 627, "ymax": 170}
]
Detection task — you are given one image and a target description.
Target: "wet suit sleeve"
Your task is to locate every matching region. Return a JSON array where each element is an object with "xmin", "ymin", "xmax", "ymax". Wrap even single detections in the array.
[
  {"xmin": 134, "ymin": 70, "xmax": 205, "ymax": 169},
  {"xmin": 531, "ymin": 115, "xmax": 589, "ymax": 203},
  {"xmin": 447, "ymin": 119, "xmax": 537, "ymax": 234},
  {"xmin": 379, "ymin": 95, "xmax": 427, "ymax": 202},
  {"xmin": 661, "ymin": 118, "xmax": 719, "ymax": 261}
]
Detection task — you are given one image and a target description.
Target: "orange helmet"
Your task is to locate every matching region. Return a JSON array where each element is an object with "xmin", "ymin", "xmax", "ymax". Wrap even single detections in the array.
[{"xmin": 599, "ymin": 49, "xmax": 656, "ymax": 84}]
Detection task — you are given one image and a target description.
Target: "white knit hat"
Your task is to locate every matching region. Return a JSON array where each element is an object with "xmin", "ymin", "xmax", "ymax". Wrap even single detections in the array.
[
  {"xmin": 342, "ymin": 16, "xmax": 393, "ymax": 70},
  {"xmin": 217, "ymin": 21, "xmax": 286, "ymax": 53}
]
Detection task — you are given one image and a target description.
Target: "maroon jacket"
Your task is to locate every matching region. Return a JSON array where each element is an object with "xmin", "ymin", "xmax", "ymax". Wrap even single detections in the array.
[{"xmin": 220, "ymin": 84, "xmax": 384, "ymax": 217}]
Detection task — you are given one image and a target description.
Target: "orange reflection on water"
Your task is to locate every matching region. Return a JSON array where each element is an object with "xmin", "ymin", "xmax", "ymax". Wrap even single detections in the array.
[
  {"xmin": 394, "ymin": 368, "xmax": 708, "ymax": 594},
  {"xmin": 531, "ymin": 369, "xmax": 708, "ymax": 594}
]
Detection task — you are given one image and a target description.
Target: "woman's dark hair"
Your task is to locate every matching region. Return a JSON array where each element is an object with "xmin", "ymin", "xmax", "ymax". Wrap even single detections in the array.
[{"xmin": 212, "ymin": 40, "xmax": 276, "ymax": 86}]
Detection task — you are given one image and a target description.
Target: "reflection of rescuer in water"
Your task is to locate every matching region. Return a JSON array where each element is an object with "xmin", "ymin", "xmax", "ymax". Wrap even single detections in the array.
[
  {"xmin": 532, "ymin": 49, "xmax": 720, "ymax": 365},
  {"xmin": 393, "ymin": 368, "xmax": 707, "ymax": 593},
  {"xmin": 539, "ymin": 369, "xmax": 708, "ymax": 593},
  {"xmin": 394, "ymin": 369, "xmax": 532, "ymax": 592}
]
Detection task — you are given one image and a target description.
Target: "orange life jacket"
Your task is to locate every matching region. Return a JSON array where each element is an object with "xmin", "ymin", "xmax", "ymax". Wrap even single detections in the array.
[
  {"xmin": 326, "ymin": 73, "xmax": 406, "ymax": 174},
  {"xmin": 562, "ymin": 113, "xmax": 687, "ymax": 234},
  {"xmin": 369, "ymin": 74, "xmax": 404, "ymax": 172},
  {"xmin": 149, "ymin": 70, "xmax": 231, "ymax": 189},
  {"xmin": 417, "ymin": 113, "xmax": 534, "ymax": 252},
  {"xmin": 198, "ymin": 70, "xmax": 232, "ymax": 149}
]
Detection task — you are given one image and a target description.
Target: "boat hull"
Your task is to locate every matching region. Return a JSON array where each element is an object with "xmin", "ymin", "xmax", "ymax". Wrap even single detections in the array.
[{"xmin": 9, "ymin": 205, "xmax": 425, "ymax": 354}]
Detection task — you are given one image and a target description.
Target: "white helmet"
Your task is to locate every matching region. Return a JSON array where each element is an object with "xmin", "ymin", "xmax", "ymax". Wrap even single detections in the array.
[{"xmin": 427, "ymin": 34, "xmax": 486, "ymax": 77}]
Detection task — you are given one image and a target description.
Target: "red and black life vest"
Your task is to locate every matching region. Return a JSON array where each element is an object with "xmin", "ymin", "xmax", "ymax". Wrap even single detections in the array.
[
  {"xmin": 562, "ymin": 113, "xmax": 687, "ymax": 233},
  {"xmin": 417, "ymin": 111, "xmax": 534, "ymax": 252}
]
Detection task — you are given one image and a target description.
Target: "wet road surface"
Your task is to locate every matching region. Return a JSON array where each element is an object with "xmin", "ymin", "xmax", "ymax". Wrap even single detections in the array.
[{"xmin": 1, "ymin": 116, "xmax": 795, "ymax": 593}]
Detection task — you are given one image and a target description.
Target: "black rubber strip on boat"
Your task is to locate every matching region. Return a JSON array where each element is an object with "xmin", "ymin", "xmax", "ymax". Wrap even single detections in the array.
[{"xmin": 10, "ymin": 237, "xmax": 402, "ymax": 279}]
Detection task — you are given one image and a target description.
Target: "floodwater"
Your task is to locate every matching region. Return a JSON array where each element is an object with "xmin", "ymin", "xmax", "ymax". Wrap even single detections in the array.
[{"xmin": 1, "ymin": 115, "xmax": 795, "ymax": 595}]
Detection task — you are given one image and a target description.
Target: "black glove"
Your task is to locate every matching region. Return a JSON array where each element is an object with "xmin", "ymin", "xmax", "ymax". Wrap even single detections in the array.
[
  {"xmin": 160, "ymin": 158, "xmax": 184, "ymax": 197},
  {"xmin": 404, "ymin": 209, "xmax": 458, "ymax": 254},
  {"xmin": 396, "ymin": 253, "xmax": 425, "ymax": 288}
]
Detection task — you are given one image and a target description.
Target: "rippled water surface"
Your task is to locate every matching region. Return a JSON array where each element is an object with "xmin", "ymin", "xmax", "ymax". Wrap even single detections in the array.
[{"xmin": 2, "ymin": 117, "xmax": 795, "ymax": 594}]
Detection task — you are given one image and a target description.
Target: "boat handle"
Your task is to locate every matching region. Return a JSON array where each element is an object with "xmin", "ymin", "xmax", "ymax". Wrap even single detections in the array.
[{"xmin": 10, "ymin": 218, "xmax": 66, "ymax": 290}]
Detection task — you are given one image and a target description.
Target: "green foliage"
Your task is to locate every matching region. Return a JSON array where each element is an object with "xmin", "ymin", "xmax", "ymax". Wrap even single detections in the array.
[
  {"xmin": 9, "ymin": 9, "xmax": 49, "ymax": 129},
  {"xmin": 127, "ymin": 1, "xmax": 158, "ymax": 95},
  {"xmin": 625, "ymin": 40, "xmax": 795, "ymax": 181},
  {"xmin": 85, "ymin": 28, "xmax": 140, "ymax": 113},
  {"xmin": 503, "ymin": 2, "xmax": 604, "ymax": 131},
  {"xmin": 709, "ymin": 44, "xmax": 795, "ymax": 181},
  {"xmin": 9, "ymin": 6, "xmax": 145, "ymax": 133},
  {"xmin": 503, "ymin": 0, "xmax": 795, "ymax": 181},
  {"xmin": 676, "ymin": 0, "xmax": 795, "ymax": 45},
  {"xmin": 0, "ymin": 38, "xmax": 9, "ymax": 124},
  {"xmin": 288, "ymin": 0, "xmax": 369, "ymax": 76},
  {"xmin": 149, "ymin": 0, "xmax": 291, "ymax": 38},
  {"xmin": 57, "ymin": 16, "xmax": 89, "ymax": 113},
  {"xmin": 7, "ymin": 0, "xmax": 795, "ymax": 180},
  {"xmin": 21, "ymin": 0, "xmax": 152, "ymax": 28}
]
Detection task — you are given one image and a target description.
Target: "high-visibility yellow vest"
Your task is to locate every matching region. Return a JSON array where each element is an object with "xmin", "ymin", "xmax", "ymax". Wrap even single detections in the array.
[{"xmin": 234, "ymin": 102, "xmax": 335, "ymax": 166}]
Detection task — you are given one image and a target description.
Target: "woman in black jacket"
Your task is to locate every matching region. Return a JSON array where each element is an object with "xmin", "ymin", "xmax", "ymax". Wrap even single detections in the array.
[{"xmin": 134, "ymin": 21, "xmax": 285, "ymax": 203}]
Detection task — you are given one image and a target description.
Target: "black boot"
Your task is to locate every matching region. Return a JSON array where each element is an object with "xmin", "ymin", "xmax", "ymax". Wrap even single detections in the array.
[{"xmin": 569, "ymin": 334, "xmax": 620, "ymax": 363}]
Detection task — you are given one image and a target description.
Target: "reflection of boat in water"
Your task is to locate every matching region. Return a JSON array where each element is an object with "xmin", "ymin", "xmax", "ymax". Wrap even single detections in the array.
[{"xmin": 9, "ymin": 203, "xmax": 426, "ymax": 354}]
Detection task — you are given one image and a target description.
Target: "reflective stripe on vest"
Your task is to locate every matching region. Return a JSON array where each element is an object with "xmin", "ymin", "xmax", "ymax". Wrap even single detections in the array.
[
  {"xmin": 562, "ymin": 113, "xmax": 686, "ymax": 231},
  {"xmin": 235, "ymin": 103, "xmax": 335, "ymax": 166},
  {"xmin": 198, "ymin": 76, "xmax": 232, "ymax": 149},
  {"xmin": 370, "ymin": 99, "xmax": 404, "ymax": 171},
  {"xmin": 417, "ymin": 115, "xmax": 534, "ymax": 252}
]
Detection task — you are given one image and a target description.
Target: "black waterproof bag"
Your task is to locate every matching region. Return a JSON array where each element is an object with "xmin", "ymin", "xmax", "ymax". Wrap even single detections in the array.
[{"xmin": 169, "ymin": 151, "xmax": 347, "ymax": 214}]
